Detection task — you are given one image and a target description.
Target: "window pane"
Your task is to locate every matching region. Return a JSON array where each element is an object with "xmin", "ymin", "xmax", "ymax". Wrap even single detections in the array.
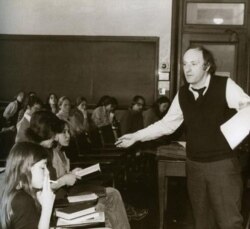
[{"xmin": 186, "ymin": 3, "xmax": 245, "ymax": 25}]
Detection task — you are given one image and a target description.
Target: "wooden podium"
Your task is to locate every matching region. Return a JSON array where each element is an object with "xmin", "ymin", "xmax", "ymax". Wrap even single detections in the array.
[{"xmin": 157, "ymin": 143, "xmax": 186, "ymax": 229}]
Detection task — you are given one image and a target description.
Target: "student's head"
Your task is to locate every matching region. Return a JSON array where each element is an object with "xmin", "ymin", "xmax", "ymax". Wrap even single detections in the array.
[
  {"xmin": 1, "ymin": 142, "xmax": 48, "ymax": 228},
  {"xmin": 58, "ymin": 96, "xmax": 71, "ymax": 113},
  {"xmin": 96, "ymin": 95, "xmax": 110, "ymax": 107},
  {"xmin": 16, "ymin": 91, "xmax": 25, "ymax": 103},
  {"xmin": 97, "ymin": 96, "xmax": 118, "ymax": 112},
  {"xmin": 54, "ymin": 122, "xmax": 70, "ymax": 147},
  {"xmin": 27, "ymin": 110, "xmax": 69, "ymax": 148},
  {"xmin": 27, "ymin": 95, "xmax": 43, "ymax": 115},
  {"xmin": 131, "ymin": 95, "xmax": 145, "ymax": 112},
  {"xmin": 103, "ymin": 97, "xmax": 118, "ymax": 112},
  {"xmin": 183, "ymin": 46, "xmax": 216, "ymax": 87},
  {"xmin": 76, "ymin": 96, "xmax": 87, "ymax": 111},
  {"xmin": 47, "ymin": 93, "xmax": 58, "ymax": 106},
  {"xmin": 153, "ymin": 96, "xmax": 170, "ymax": 116}
]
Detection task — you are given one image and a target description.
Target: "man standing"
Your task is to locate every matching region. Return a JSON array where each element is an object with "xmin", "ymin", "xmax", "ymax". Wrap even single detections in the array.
[{"xmin": 116, "ymin": 46, "xmax": 250, "ymax": 229}]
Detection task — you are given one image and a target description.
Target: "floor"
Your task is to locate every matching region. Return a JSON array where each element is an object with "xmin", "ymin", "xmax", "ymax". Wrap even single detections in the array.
[{"xmin": 118, "ymin": 157, "xmax": 250, "ymax": 229}]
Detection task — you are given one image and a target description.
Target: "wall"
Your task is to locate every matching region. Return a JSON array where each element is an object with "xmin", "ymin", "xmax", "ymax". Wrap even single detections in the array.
[{"xmin": 0, "ymin": 0, "xmax": 172, "ymax": 98}]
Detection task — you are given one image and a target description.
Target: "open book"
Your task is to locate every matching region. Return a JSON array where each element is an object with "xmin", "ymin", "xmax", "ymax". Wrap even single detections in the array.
[
  {"xmin": 75, "ymin": 163, "xmax": 101, "ymax": 177},
  {"xmin": 220, "ymin": 107, "xmax": 250, "ymax": 149}
]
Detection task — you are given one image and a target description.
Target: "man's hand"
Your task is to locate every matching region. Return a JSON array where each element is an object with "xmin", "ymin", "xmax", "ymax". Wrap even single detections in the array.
[{"xmin": 115, "ymin": 134, "xmax": 138, "ymax": 148}]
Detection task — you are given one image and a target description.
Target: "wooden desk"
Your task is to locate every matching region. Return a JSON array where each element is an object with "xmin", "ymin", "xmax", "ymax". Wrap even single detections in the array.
[{"xmin": 157, "ymin": 144, "xmax": 186, "ymax": 229}]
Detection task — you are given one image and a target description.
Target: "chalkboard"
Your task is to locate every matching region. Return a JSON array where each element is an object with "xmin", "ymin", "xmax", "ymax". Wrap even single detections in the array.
[{"xmin": 0, "ymin": 35, "xmax": 159, "ymax": 106}]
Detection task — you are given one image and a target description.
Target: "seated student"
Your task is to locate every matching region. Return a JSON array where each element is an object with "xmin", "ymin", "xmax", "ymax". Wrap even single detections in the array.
[
  {"xmin": 45, "ymin": 93, "xmax": 58, "ymax": 114},
  {"xmin": 56, "ymin": 96, "xmax": 72, "ymax": 122},
  {"xmin": 57, "ymin": 96, "xmax": 91, "ymax": 155},
  {"xmin": 2, "ymin": 91, "xmax": 25, "ymax": 130},
  {"xmin": 0, "ymin": 142, "xmax": 55, "ymax": 229},
  {"xmin": 17, "ymin": 92, "xmax": 37, "ymax": 124},
  {"xmin": 26, "ymin": 110, "xmax": 131, "ymax": 229},
  {"xmin": 74, "ymin": 96, "xmax": 90, "ymax": 132},
  {"xmin": 57, "ymin": 96, "xmax": 82, "ymax": 135},
  {"xmin": 143, "ymin": 96, "xmax": 170, "ymax": 127},
  {"xmin": 15, "ymin": 95, "xmax": 43, "ymax": 143},
  {"xmin": 91, "ymin": 96, "xmax": 118, "ymax": 128},
  {"xmin": 120, "ymin": 95, "xmax": 145, "ymax": 135}
]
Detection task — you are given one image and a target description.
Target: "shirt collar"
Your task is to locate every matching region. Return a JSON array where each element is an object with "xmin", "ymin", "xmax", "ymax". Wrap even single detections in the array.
[{"xmin": 189, "ymin": 74, "xmax": 211, "ymax": 99}]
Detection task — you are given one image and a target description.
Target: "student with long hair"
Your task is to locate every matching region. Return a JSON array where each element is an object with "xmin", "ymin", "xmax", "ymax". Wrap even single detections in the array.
[
  {"xmin": 26, "ymin": 110, "xmax": 130, "ymax": 229},
  {"xmin": 143, "ymin": 96, "xmax": 170, "ymax": 127},
  {"xmin": 92, "ymin": 96, "xmax": 118, "ymax": 128},
  {"xmin": 74, "ymin": 96, "xmax": 90, "ymax": 132},
  {"xmin": 0, "ymin": 142, "xmax": 55, "ymax": 229},
  {"xmin": 45, "ymin": 93, "xmax": 58, "ymax": 114},
  {"xmin": 120, "ymin": 95, "xmax": 145, "ymax": 135},
  {"xmin": 56, "ymin": 96, "xmax": 71, "ymax": 122},
  {"xmin": 56, "ymin": 96, "xmax": 91, "ymax": 156}
]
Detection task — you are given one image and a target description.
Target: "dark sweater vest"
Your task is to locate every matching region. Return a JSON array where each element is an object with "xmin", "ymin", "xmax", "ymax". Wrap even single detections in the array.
[{"xmin": 179, "ymin": 76, "xmax": 236, "ymax": 162}]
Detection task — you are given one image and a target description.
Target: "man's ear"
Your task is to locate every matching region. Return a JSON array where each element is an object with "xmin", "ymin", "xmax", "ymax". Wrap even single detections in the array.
[{"xmin": 203, "ymin": 64, "xmax": 210, "ymax": 72}]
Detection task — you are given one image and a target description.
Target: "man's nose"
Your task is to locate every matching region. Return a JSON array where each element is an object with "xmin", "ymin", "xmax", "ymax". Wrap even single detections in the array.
[{"xmin": 185, "ymin": 64, "xmax": 191, "ymax": 72}]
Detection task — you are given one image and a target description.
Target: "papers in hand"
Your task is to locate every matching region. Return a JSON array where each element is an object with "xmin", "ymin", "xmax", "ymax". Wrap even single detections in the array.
[
  {"xmin": 67, "ymin": 192, "xmax": 98, "ymax": 203},
  {"xmin": 57, "ymin": 211, "xmax": 105, "ymax": 227},
  {"xmin": 220, "ymin": 107, "xmax": 250, "ymax": 149},
  {"xmin": 75, "ymin": 163, "xmax": 101, "ymax": 177}
]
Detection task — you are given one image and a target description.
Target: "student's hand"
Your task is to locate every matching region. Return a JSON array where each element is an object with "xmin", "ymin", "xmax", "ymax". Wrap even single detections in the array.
[
  {"xmin": 61, "ymin": 173, "xmax": 78, "ymax": 186},
  {"xmin": 115, "ymin": 134, "xmax": 138, "ymax": 148},
  {"xmin": 71, "ymin": 167, "xmax": 82, "ymax": 179},
  {"xmin": 36, "ymin": 168, "xmax": 55, "ymax": 213}
]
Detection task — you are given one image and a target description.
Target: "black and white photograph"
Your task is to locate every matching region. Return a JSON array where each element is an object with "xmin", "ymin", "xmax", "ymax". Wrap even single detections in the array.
[{"xmin": 0, "ymin": 0, "xmax": 250, "ymax": 229}]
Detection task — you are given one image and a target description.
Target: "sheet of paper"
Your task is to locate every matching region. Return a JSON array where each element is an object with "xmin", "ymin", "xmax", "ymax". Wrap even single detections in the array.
[{"xmin": 220, "ymin": 107, "xmax": 250, "ymax": 149}]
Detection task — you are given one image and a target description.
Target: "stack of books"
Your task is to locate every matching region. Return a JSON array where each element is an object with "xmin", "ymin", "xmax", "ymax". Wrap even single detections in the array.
[{"xmin": 56, "ymin": 202, "xmax": 105, "ymax": 228}]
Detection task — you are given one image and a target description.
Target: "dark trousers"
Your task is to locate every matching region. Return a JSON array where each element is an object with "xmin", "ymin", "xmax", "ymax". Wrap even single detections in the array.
[{"xmin": 186, "ymin": 158, "xmax": 243, "ymax": 229}]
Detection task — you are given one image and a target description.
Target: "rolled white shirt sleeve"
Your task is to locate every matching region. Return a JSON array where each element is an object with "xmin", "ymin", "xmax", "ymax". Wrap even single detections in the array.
[
  {"xmin": 226, "ymin": 78, "xmax": 250, "ymax": 110},
  {"xmin": 3, "ymin": 101, "xmax": 18, "ymax": 119},
  {"xmin": 134, "ymin": 93, "xmax": 184, "ymax": 142}
]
